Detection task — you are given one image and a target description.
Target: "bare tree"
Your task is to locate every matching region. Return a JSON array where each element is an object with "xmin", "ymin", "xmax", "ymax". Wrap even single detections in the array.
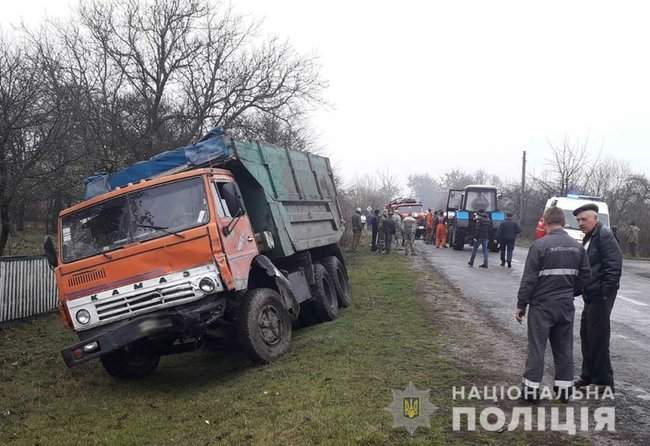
[
  {"xmin": 0, "ymin": 37, "xmax": 70, "ymax": 255},
  {"xmin": 1, "ymin": 0, "xmax": 326, "ymax": 254},
  {"xmin": 77, "ymin": 0, "xmax": 325, "ymax": 159},
  {"xmin": 538, "ymin": 136, "xmax": 592, "ymax": 196}
]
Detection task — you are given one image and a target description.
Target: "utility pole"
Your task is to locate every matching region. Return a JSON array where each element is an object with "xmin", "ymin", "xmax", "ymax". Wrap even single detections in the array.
[{"xmin": 520, "ymin": 150, "xmax": 526, "ymax": 224}]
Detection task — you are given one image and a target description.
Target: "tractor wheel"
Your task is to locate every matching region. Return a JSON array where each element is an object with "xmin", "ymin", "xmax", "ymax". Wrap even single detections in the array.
[{"xmin": 453, "ymin": 228, "xmax": 466, "ymax": 251}]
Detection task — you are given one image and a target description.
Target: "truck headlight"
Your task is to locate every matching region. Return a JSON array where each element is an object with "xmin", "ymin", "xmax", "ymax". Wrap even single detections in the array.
[
  {"xmin": 199, "ymin": 277, "xmax": 216, "ymax": 293},
  {"xmin": 76, "ymin": 309, "xmax": 91, "ymax": 325}
]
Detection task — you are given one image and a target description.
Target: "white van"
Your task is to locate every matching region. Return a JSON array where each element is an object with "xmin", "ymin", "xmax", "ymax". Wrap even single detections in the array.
[{"xmin": 535, "ymin": 195, "xmax": 610, "ymax": 242}]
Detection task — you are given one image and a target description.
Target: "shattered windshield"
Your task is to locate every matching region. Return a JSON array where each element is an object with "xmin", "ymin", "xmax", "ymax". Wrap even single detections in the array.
[{"xmin": 62, "ymin": 177, "xmax": 209, "ymax": 263}]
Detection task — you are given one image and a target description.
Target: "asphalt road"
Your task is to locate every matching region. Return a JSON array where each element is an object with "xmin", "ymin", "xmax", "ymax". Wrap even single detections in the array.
[{"xmin": 417, "ymin": 240, "xmax": 650, "ymax": 438}]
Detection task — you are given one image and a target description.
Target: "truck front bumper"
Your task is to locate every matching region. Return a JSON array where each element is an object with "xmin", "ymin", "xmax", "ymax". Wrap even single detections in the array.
[{"xmin": 61, "ymin": 296, "xmax": 226, "ymax": 367}]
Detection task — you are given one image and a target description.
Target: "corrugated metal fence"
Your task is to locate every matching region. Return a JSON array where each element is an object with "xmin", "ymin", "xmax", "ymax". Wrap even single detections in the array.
[{"xmin": 0, "ymin": 256, "xmax": 58, "ymax": 323}]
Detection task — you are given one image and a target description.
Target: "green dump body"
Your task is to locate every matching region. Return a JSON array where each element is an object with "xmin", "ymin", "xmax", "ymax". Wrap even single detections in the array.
[{"xmin": 223, "ymin": 139, "xmax": 344, "ymax": 259}]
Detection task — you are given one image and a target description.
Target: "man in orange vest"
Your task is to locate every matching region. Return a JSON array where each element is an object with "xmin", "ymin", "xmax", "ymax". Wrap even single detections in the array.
[{"xmin": 435, "ymin": 211, "xmax": 448, "ymax": 248}]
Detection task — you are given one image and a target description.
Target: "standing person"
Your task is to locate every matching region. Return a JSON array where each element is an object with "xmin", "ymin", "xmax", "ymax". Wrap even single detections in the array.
[
  {"xmin": 383, "ymin": 211, "xmax": 396, "ymax": 254},
  {"xmin": 435, "ymin": 211, "xmax": 448, "ymax": 248},
  {"xmin": 402, "ymin": 212, "xmax": 417, "ymax": 256},
  {"xmin": 377, "ymin": 211, "xmax": 386, "ymax": 254},
  {"xmin": 392, "ymin": 211, "xmax": 403, "ymax": 249},
  {"xmin": 625, "ymin": 221, "xmax": 640, "ymax": 257},
  {"xmin": 574, "ymin": 204, "xmax": 623, "ymax": 393},
  {"xmin": 368, "ymin": 209, "xmax": 379, "ymax": 252},
  {"xmin": 350, "ymin": 208, "xmax": 363, "ymax": 252},
  {"xmin": 515, "ymin": 206, "xmax": 591, "ymax": 402},
  {"xmin": 497, "ymin": 212, "xmax": 522, "ymax": 268},
  {"xmin": 425, "ymin": 209, "xmax": 434, "ymax": 244},
  {"xmin": 468, "ymin": 210, "xmax": 491, "ymax": 268}
]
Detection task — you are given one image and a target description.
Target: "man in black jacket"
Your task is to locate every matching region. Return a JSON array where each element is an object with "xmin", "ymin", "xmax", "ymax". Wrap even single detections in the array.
[
  {"xmin": 497, "ymin": 212, "xmax": 521, "ymax": 268},
  {"xmin": 573, "ymin": 204, "xmax": 623, "ymax": 392},
  {"xmin": 516, "ymin": 206, "xmax": 591, "ymax": 402},
  {"xmin": 383, "ymin": 211, "xmax": 397, "ymax": 254},
  {"xmin": 368, "ymin": 209, "xmax": 380, "ymax": 252},
  {"xmin": 468, "ymin": 210, "xmax": 492, "ymax": 268}
]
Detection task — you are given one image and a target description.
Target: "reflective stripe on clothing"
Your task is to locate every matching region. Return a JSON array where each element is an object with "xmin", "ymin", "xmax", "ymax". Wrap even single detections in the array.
[
  {"xmin": 538, "ymin": 268, "xmax": 579, "ymax": 277},
  {"xmin": 523, "ymin": 378, "xmax": 540, "ymax": 389}
]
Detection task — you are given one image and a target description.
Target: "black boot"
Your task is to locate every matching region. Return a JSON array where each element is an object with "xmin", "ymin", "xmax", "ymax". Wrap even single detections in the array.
[
  {"xmin": 521, "ymin": 385, "xmax": 540, "ymax": 404},
  {"xmin": 553, "ymin": 386, "xmax": 573, "ymax": 403},
  {"xmin": 508, "ymin": 261, "xmax": 512, "ymax": 268},
  {"xmin": 574, "ymin": 378, "xmax": 590, "ymax": 388}
]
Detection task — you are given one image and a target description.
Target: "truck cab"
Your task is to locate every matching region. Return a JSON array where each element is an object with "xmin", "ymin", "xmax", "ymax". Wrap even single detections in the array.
[{"xmin": 445, "ymin": 185, "xmax": 504, "ymax": 251}]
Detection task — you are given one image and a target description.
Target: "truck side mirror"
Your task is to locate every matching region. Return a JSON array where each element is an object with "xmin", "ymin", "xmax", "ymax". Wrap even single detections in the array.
[
  {"xmin": 221, "ymin": 182, "xmax": 243, "ymax": 217},
  {"xmin": 43, "ymin": 236, "xmax": 58, "ymax": 268}
]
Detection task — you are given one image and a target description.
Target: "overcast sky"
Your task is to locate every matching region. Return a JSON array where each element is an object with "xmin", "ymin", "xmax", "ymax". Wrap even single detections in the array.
[{"xmin": 4, "ymin": 0, "xmax": 650, "ymax": 191}]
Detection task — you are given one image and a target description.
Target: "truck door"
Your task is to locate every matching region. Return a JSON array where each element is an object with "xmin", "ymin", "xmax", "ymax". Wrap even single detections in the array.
[{"xmin": 211, "ymin": 179, "xmax": 259, "ymax": 290}]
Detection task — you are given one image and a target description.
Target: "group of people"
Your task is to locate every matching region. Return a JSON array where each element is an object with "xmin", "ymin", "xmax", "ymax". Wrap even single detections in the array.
[
  {"xmin": 467, "ymin": 211, "xmax": 522, "ymax": 268},
  {"xmin": 424, "ymin": 209, "xmax": 449, "ymax": 248},
  {"xmin": 350, "ymin": 208, "xmax": 418, "ymax": 256},
  {"xmin": 516, "ymin": 203, "xmax": 622, "ymax": 402}
]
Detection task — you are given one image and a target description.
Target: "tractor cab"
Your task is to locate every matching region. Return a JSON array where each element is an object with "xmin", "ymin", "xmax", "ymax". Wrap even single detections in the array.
[{"xmin": 446, "ymin": 185, "xmax": 504, "ymax": 251}]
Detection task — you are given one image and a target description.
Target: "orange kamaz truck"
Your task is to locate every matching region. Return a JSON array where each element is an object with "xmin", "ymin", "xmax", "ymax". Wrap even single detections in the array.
[{"xmin": 43, "ymin": 129, "xmax": 350, "ymax": 378}]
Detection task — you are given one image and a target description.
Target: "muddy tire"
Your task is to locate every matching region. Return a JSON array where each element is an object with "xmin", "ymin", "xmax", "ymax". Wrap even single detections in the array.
[
  {"xmin": 453, "ymin": 228, "xmax": 466, "ymax": 251},
  {"xmin": 101, "ymin": 340, "xmax": 160, "ymax": 379},
  {"xmin": 237, "ymin": 288, "xmax": 292, "ymax": 364},
  {"xmin": 309, "ymin": 263, "xmax": 339, "ymax": 322},
  {"xmin": 320, "ymin": 256, "xmax": 351, "ymax": 308}
]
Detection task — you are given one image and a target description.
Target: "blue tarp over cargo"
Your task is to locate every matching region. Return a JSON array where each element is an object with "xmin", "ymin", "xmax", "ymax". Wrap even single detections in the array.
[{"xmin": 83, "ymin": 129, "xmax": 231, "ymax": 199}]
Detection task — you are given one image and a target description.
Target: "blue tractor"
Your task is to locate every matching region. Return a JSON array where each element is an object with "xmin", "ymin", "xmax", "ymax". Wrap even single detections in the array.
[{"xmin": 446, "ymin": 185, "xmax": 504, "ymax": 251}]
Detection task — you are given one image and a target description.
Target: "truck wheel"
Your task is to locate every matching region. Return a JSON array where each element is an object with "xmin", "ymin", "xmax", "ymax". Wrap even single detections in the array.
[
  {"xmin": 320, "ymin": 256, "xmax": 352, "ymax": 308},
  {"xmin": 488, "ymin": 239, "xmax": 500, "ymax": 252},
  {"xmin": 100, "ymin": 340, "xmax": 160, "ymax": 379},
  {"xmin": 453, "ymin": 228, "xmax": 465, "ymax": 251},
  {"xmin": 237, "ymin": 288, "xmax": 292, "ymax": 364},
  {"xmin": 310, "ymin": 263, "xmax": 339, "ymax": 321}
]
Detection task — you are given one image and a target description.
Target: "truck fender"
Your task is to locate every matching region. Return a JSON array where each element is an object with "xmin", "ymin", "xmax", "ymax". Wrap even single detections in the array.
[{"xmin": 250, "ymin": 255, "xmax": 300, "ymax": 319}]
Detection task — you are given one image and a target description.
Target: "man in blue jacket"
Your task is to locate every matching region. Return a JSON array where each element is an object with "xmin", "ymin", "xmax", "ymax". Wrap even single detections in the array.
[
  {"xmin": 468, "ymin": 210, "xmax": 492, "ymax": 268},
  {"xmin": 497, "ymin": 212, "xmax": 521, "ymax": 268}
]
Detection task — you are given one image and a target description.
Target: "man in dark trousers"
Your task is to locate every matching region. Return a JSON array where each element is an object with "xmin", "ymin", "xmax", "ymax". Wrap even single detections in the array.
[
  {"xmin": 516, "ymin": 206, "xmax": 591, "ymax": 402},
  {"xmin": 468, "ymin": 210, "xmax": 492, "ymax": 268},
  {"xmin": 383, "ymin": 210, "xmax": 397, "ymax": 254},
  {"xmin": 497, "ymin": 212, "xmax": 522, "ymax": 268},
  {"xmin": 574, "ymin": 204, "xmax": 623, "ymax": 393},
  {"xmin": 368, "ymin": 209, "xmax": 380, "ymax": 252},
  {"xmin": 350, "ymin": 208, "xmax": 363, "ymax": 252}
]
